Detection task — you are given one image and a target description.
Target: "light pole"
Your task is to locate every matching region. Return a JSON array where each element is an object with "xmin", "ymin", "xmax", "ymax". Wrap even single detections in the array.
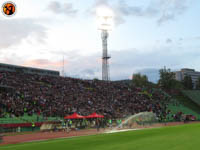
[{"xmin": 96, "ymin": 7, "xmax": 113, "ymax": 81}]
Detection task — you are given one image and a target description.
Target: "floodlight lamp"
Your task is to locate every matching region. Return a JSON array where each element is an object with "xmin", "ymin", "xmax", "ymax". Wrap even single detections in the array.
[{"xmin": 96, "ymin": 6, "xmax": 114, "ymax": 31}]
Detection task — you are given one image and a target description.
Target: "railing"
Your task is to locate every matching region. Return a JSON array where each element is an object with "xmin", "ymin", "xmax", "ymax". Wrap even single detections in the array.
[{"xmin": 0, "ymin": 115, "xmax": 62, "ymax": 125}]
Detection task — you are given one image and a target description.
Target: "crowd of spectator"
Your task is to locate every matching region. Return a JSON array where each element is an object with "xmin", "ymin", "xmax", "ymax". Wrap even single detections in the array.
[{"xmin": 0, "ymin": 70, "xmax": 171, "ymax": 120}]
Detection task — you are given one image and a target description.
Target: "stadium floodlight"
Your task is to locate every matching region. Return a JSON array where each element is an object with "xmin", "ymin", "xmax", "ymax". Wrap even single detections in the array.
[
  {"xmin": 96, "ymin": 6, "xmax": 114, "ymax": 31},
  {"xmin": 96, "ymin": 6, "xmax": 114, "ymax": 81}
]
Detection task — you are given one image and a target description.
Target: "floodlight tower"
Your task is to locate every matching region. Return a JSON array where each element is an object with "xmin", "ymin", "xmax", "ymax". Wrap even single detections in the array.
[
  {"xmin": 97, "ymin": 9, "xmax": 113, "ymax": 81},
  {"xmin": 101, "ymin": 22, "xmax": 111, "ymax": 81}
]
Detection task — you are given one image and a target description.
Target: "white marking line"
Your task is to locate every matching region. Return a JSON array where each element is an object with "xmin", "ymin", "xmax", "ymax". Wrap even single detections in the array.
[
  {"xmin": 105, "ymin": 126, "xmax": 163, "ymax": 134},
  {"xmin": 105, "ymin": 128, "xmax": 141, "ymax": 133}
]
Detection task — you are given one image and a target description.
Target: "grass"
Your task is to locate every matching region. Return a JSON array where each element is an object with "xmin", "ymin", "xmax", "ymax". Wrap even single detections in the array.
[{"xmin": 1, "ymin": 123, "xmax": 200, "ymax": 150}]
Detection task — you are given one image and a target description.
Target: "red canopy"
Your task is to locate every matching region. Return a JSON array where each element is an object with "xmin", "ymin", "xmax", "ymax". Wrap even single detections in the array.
[
  {"xmin": 85, "ymin": 113, "xmax": 104, "ymax": 118},
  {"xmin": 64, "ymin": 113, "xmax": 85, "ymax": 119}
]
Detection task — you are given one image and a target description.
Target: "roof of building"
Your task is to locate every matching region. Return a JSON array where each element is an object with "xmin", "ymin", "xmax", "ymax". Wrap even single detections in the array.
[{"xmin": 0, "ymin": 63, "xmax": 59, "ymax": 73}]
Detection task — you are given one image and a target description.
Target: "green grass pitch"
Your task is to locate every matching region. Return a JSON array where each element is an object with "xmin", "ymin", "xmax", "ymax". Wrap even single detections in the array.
[{"xmin": 1, "ymin": 123, "xmax": 200, "ymax": 150}]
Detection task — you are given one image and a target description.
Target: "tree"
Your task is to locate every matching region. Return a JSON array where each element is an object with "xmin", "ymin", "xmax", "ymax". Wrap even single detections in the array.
[
  {"xmin": 93, "ymin": 78, "xmax": 99, "ymax": 81},
  {"xmin": 158, "ymin": 67, "xmax": 175, "ymax": 89},
  {"xmin": 195, "ymin": 77, "xmax": 200, "ymax": 90},
  {"xmin": 132, "ymin": 73, "xmax": 148, "ymax": 87},
  {"xmin": 173, "ymin": 80, "xmax": 184, "ymax": 90},
  {"xmin": 182, "ymin": 75, "xmax": 193, "ymax": 90}
]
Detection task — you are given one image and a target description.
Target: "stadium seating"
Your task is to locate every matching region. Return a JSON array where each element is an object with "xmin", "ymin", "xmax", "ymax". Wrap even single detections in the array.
[
  {"xmin": 1, "ymin": 70, "xmax": 199, "ymax": 124},
  {"xmin": 167, "ymin": 103, "xmax": 200, "ymax": 120},
  {"xmin": 182, "ymin": 90, "xmax": 200, "ymax": 106}
]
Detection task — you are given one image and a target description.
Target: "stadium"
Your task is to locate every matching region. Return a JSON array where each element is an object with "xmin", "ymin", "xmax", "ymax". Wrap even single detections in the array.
[
  {"xmin": 1, "ymin": 62, "xmax": 200, "ymax": 149},
  {"xmin": 1, "ymin": 0, "xmax": 200, "ymax": 150}
]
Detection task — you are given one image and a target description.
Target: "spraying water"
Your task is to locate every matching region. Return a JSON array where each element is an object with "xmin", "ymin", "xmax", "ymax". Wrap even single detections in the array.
[{"xmin": 106, "ymin": 112, "xmax": 157, "ymax": 133}]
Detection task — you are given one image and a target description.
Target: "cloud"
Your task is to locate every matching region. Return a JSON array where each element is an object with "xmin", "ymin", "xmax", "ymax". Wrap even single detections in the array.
[
  {"xmin": 23, "ymin": 59, "xmax": 62, "ymax": 67},
  {"xmin": 64, "ymin": 53, "xmax": 101, "ymax": 79},
  {"xmin": 90, "ymin": 0, "xmax": 191, "ymax": 26},
  {"xmin": 166, "ymin": 38, "xmax": 173, "ymax": 44},
  {"xmin": 47, "ymin": 1, "xmax": 78, "ymax": 16},
  {"xmin": 2, "ymin": 37, "xmax": 200, "ymax": 82},
  {"xmin": 22, "ymin": 43, "xmax": 200, "ymax": 81},
  {"xmin": 23, "ymin": 59, "xmax": 64, "ymax": 70},
  {"xmin": 107, "ymin": 43, "xmax": 200, "ymax": 81},
  {"xmin": 195, "ymin": 37, "xmax": 200, "ymax": 40},
  {"xmin": 114, "ymin": 0, "xmax": 159, "ymax": 25},
  {"xmin": 81, "ymin": 69, "xmax": 95, "ymax": 76},
  {"xmin": 157, "ymin": 0, "xmax": 191, "ymax": 25},
  {"xmin": 179, "ymin": 38, "xmax": 184, "ymax": 41},
  {"xmin": 177, "ymin": 36, "xmax": 200, "ymax": 43},
  {"xmin": 136, "ymin": 68, "xmax": 160, "ymax": 83},
  {"xmin": 0, "ymin": 18, "xmax": 47, "ymax": 49},
  {"xmin": 95, "ymin": 0, "xmax": 108, "ymax": 6}
]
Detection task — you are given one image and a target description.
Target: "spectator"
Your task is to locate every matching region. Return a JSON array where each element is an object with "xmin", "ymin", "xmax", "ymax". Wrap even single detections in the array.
[{"xmin": 0, "ymin": 70, "xmax": 171, "ymax": 120}]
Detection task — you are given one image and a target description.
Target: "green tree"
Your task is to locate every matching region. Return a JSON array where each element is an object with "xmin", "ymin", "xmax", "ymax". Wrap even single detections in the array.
[
  {"xmin": 93, "ymin": 78, "xmax": 99, "ymax": 81},
  {"xmin": 182, "ymin": 75, "xmax": 193, "ymax": 89},
  {"xmin": 132, "ymin": 73, "xmax": 148, "ymax": 87},
  {"xmin": 195, "ymin": 77, "xmax": 200, "ymax": 90},
  {"xmin": 173, "ymin": 80, "xmax": 184, "ymax": 90},
  {"xmin": 158, "ymin": 67, "xmax": 175, "ymax": 89}
]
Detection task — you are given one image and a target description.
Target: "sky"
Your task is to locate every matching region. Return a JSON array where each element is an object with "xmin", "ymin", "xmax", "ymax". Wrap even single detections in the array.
[{"xmin": 0, "ymin": 0, "xmax": 200, "ymax": 82}]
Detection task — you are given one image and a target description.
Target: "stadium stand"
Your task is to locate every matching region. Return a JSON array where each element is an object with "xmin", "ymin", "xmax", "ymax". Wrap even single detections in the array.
[
  {"xmin": 0, "ymin": 70, "xmax": 171, "ymax": 121},
  {"xmin": 182, "ymin": 90, "xmax": 200, "ymax": 106},
  {"xmin": 2, "ymin": 69, "xmax": 200, "ymax": 131},
  {"xmin": 167, "ymin": 102, "xmax": 200, "ymax": 120}
]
